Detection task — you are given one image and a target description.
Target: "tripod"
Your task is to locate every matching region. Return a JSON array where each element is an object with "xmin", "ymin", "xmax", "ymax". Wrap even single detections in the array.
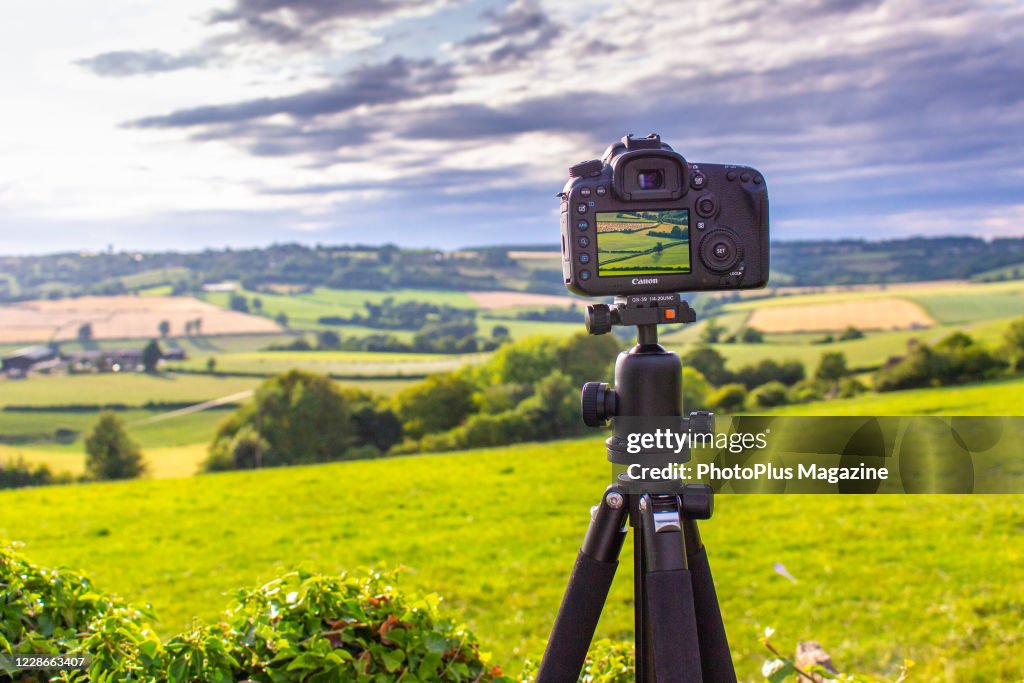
[{"xmin": 536, "ymin": 295, "xmax": 736, "ymax": 683}]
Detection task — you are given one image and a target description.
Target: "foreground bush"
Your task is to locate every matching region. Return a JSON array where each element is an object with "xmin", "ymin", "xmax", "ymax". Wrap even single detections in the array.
[{"xmin": 1, "ymin": 543, "xmax": 508, "ymax": 682}]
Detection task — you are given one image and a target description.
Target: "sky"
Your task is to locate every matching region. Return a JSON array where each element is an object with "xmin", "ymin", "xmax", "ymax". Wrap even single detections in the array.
[{"xmin": 0, "ymin": 0, "xmax": 1022, "ymax": 255}]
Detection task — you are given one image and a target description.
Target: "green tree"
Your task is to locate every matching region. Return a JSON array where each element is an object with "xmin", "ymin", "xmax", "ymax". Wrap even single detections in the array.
[
  {"xmin": 158, "ymin": 320, "xmax": 170, "ymax": 338},
  {"xmin": 700, "ymin": 318, "xmax": 726, "ymax": 344},
  {"xmin": 740, "ymin": 327, "xmax": 764, "ymax": 343},
  {"xmin": 229, "ymin": 293, "xmax": 249, "ymax": 313},
  {"xmin": 1004, "ymin": 317, "xmax": 1024, "ymax": 371},
  {"xmin": 815, "ymin": 351, "xmax": 849, "ymax": 382},
  {"xmin": 317, "ymin": 330, "xmax": 341, "ymax": 350},
  {"xmin": 682, "ymin": 367, "xmax": 711, "ymax": 411},
  {"xmin": 275, "ymin": 311, "xmax": 289, "ymax": 328},
  {"xmin": 555, "ymin": 332, "xmax": 620, "ymax": 387},
  {"xmin": 491, "ymin": 324, "xmax": 510, "ymax": 340},
  {"xmin": 683, "ymin": 346, "xmax": 731, "ymax": 386},
  {"xmin": 390, "ymin": 372, "xmax": 475, "ymax": 439},
  {"xmin": 489, "ymin": 335, "xmax": 561, "ymax": 385},
  {"xmin": 85, "ymin": 412, "xmax": 146, "ymax": 480},
  {"xmin": 838, "ymin": 325, "xmax": 865, "ymax": 341},
  {"xmin": 207, "ymin": 370, "xmax": 357, "ymax": 470},
  {"xmin": 206, "ymin": 357, "xmax": 217, "ymax": 374},
  {"xmin": 77, "ymin": 322, "xmax": 93, "ymax": 344},
  {"xmin": 141, "ymin": 340, "xmax": 162, "ymax": 373}
]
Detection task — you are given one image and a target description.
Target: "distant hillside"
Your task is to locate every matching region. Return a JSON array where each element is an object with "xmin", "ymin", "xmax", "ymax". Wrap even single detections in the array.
[{"xmin": 1, "ymin": 236, "xmax": 1022, "ymax": 302}]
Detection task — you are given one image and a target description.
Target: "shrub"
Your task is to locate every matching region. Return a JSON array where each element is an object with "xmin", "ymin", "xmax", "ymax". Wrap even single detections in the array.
[
  {"xmin": 836, "ymin": 376, "xmax": 868, "ymax": 398},
  {"xmin": 207, "ymin": 370, "xmax": 359, "ymax": 470},
  {"xmin": 733, "ymin": 359, "xmax": 805, "ymax": 389},
  {"xmin": 708, "ymin": 383, "xmax": 747, "ymax": 412},
  {"xmin": 0, "ymin": 457, "xmax": 67, "ymax": 489},
  {"xmin": 874, "ymin": 334, "xmax": 1007, "ymax": 391},
  {"xmin": 786, "ymin": 379, "xmax": 828, "ymax": 404},
  {"xmin": 837, "ymin": 325, "xmax": 864, "ymax": 341},
  {"xmin": 748, "ymin": 381, "xmax": 789, "ymax": 409},
  {"xmin": 682, "ymin": 366, "xmax": 711, "ymax": 412},
  {"xmin": 0, "ymin": 543, "xmax": 511, "ymax": 683},
  {"xmin": 85, "ymin": 411, "xmax": 147, "ymax": 480}
]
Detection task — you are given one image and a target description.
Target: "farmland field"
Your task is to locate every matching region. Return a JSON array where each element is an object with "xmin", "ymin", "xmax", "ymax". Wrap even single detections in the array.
[
  {"xmin": 0, "ymin": 373, "xmax": 259, "ymax": 407},
  {"xmin": 746, "ymin": 297, "xmax": 935, "ymax": 332},
  {"xmin": 2, "ymin": 439, "xmax": 1021, "ymax": 681},
  {"xmin": 0, "ymin": 296, "xmax": 280, "ymax": 343}
]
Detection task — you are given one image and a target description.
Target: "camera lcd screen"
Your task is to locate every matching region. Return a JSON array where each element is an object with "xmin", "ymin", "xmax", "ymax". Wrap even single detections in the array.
[{"xmin": 595, "ymin": 209, "xmax": 691, "ymax": 277}]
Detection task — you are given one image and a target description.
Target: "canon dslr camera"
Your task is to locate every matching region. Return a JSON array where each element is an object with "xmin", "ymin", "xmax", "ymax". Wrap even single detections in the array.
[{"xmin": 559, "ymin": 133, "xmax": 769, "ymax": 296}]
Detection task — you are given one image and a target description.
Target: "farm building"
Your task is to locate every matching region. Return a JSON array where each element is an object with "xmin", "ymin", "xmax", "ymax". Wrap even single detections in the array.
[
  {"xmin": 65, "ymin": 349, "xmax": 144, "ymax": 372},
  {"xmin": 2, "ymin": 345, "xmax": 57, "ymax": 376}
]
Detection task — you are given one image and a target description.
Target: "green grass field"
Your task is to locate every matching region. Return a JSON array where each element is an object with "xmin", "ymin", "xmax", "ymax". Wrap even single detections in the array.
[
  {"xmin": 0, "ymin": 373, "xmax": 259, "ymax": 407},
  {"xmin": 2, "ymin": 439, "xmax": 1021, "ymax": 681},
  {"xmin": 166, "ymin": 350, "xmax": 485, "ymax": 377}
]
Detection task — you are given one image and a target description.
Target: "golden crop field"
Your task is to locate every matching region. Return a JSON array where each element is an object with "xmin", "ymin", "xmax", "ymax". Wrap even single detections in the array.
[
  {"xmin": 746, "ymin": 297, "xmax": 935, "ymax": 332},
  {"xmin": 0, "ymin": 296, "xmax": 282, "ymax": 343}
]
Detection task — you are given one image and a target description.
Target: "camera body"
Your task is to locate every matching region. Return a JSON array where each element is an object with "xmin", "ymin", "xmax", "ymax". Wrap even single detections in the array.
[{"xmin": 559, "ymin": 133, "xmax": 769, "ymax": 297}]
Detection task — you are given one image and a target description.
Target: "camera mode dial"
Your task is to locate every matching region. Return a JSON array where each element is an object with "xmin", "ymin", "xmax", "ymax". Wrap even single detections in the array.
[
  {"xmin": 569, "ymin": 159, "xmax": 603, "ymax": 178},
  {"xmin": 700, "ymin": 230, "xmax": 744, "ymax": 274}
]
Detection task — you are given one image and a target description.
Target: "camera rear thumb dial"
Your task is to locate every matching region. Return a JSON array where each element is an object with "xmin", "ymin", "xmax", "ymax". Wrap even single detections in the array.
[{"xmin": 700, "ymin": 230, "xmax": 743, "ymax": 273}]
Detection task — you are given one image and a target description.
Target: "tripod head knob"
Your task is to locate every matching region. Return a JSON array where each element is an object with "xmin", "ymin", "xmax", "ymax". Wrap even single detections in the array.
[
  {"xmin": 585, "ymin": 304, "xmax": 614, "ymax": 335},
  {"xmin": 581, "ymin": 381, "xmax": 616, "ymax": 427}
]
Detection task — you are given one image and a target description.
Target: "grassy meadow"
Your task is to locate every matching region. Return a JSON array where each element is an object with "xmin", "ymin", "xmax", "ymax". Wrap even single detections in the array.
[{"xmin": 2, "ymin": 438, "xmax": 1022, "ymax": 681}]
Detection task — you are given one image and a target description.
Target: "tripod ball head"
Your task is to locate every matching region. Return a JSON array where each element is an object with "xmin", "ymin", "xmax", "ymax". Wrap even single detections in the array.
[{"xmin": 581, "ymin": 381, "xmax": 617, "ymax": 426}]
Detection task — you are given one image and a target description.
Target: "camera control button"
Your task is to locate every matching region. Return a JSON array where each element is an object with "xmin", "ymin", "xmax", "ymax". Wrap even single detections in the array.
[
  {"xmin": 579, "ymin": 269, "xmax": 591, "ymax": 281},
  {"xmin": 578, "ymin": 236, "xmax": 590, "ymax": 247},
  {"xmin": 580, "ymin": 187, "xmax": 592, "ymax": 198},
  {"xmin": 577, "ymin": 220, "xmax": 589, "ymax": 230},
  {"xmin": 753, "ymin": 175, "xmax": 763, "ymax": 185},
  {"xmin": 595, "ymin": 185, "xmax": 608, "ymax": 197},
  {"xmin": 579, "ymin": 253, "xmax": 591, "ymax": 264},
  {"xmin": 690, "ymin": 173, "xmax": 707, "ymax": 190},
  {"xmin": 696, "ymin": 193, "xmax": 718, "ymax": 218},
  {"xmin": 740, "ymin": 171, "xmax": 751, "ymax": 182},
  {"xmin": 700, "ymin": 230, "xmax": 743, "ymax": 273},
  {"xmin": 576, "ymin": 203, "xmax": 588, "ymax": 214},
  {"xmin": 726, "ymin": 170, "xmax": 737, "ymax": 181}
]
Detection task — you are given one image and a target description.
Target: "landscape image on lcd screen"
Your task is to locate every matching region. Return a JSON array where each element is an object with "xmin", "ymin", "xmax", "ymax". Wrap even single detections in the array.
[{"xmin": 595, "ymin": 209, "xmax": 691, "ymax": 277}]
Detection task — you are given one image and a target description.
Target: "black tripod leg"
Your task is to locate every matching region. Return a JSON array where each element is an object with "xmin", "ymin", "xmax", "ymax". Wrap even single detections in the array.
[
  {"xmin": 638, "ymin": 494, "xmax": 702, "ymax": 683},
  {"xmin": 537, "ymin": 488, "xmax": 629, "ymax": 683},
  {"xmin": 683, "ymin": 519, "xmax": 737, "ymax": 683}
]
